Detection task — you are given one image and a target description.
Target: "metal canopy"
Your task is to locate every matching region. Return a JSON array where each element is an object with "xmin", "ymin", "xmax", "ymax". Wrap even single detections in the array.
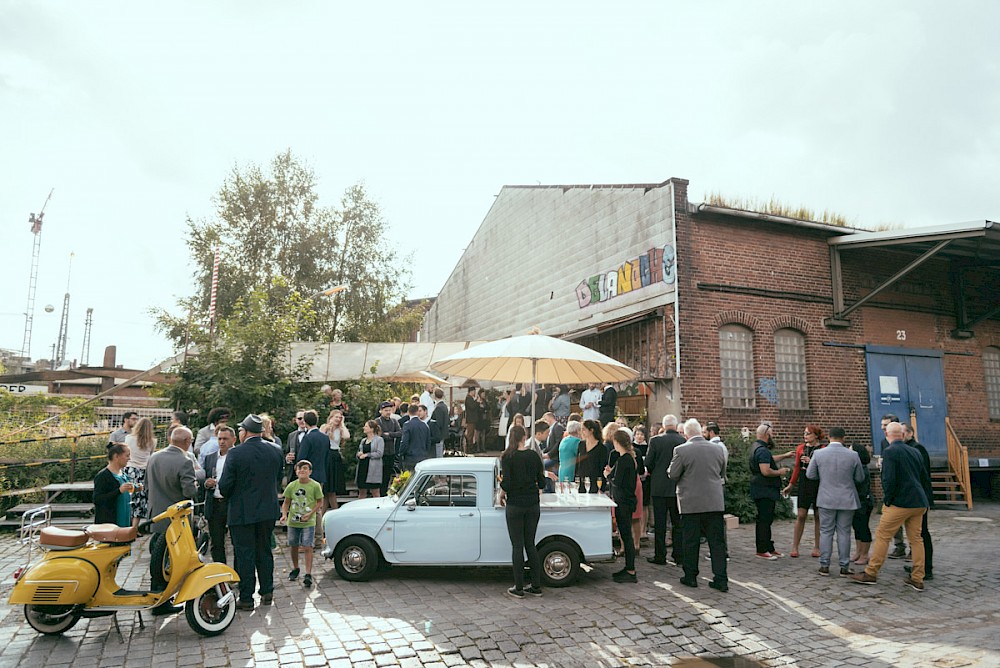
[{"xmin": 825, "ymin": 220, "xmax": 1000, "ymax": 334}]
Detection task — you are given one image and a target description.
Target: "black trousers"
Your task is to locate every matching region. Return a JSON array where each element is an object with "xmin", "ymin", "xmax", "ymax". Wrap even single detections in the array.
[
  {"xmin": 921, "ymin": 511, "xmax": 934, "ymax": 574},
  {"xmin": 380, "ymin": 448, "xmax": 397, "ymax": 496},
  {"xmin": 207, "ymin": 497, "xmax": 229, "ymax": 565},
  {"xmin": 681, "ymin": 512, "xmax": 728, "ymax": 585},
  {"xmin": 754, "ymin": 498, "xmax": 776, "ymax": 553},
  {"xmin": 853, "ymin": 500, "xmax": 873, "ymax": 543},
  {"xmin": 614, "ymin": 503, "xmax": 636, "ymax": 571},
  {"xmin": 149, "ymin": 532, "xmax": 168, "ymax": 592},
  {"xmin": 230, "ymin": 520, "xmax": 275, "ymax": 603},
  {"xmin": 652, "ymin": 496, "xmax": 683, "ymax": 562},
  {"xmin": 505, "ymin": 503, "xmax": 541, "ymax": 590}
]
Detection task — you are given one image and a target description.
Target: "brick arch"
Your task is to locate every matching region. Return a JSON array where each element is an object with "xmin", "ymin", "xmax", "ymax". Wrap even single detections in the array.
[
  {"xmin": 768, "ymin": 315, "xmax": 811, "ymax": 335},
  {"xmin": 713, "ymin": 310, "xmax": 760, "ymax": 331}
]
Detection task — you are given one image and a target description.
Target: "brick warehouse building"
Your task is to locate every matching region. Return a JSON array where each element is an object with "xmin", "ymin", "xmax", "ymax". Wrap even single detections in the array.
[{"xmin": 421, "ymin": 178, "xmax": 1000, "ymax": 499}]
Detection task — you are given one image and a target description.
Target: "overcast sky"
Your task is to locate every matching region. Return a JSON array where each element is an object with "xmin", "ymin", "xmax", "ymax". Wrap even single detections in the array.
[{"xmin": 2, "ymin": 1, "xmax": 997, "ymax": 371}]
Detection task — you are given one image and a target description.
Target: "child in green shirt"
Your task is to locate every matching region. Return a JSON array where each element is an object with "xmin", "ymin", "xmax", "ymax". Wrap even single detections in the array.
[{"xmin": 281, "ymin": 460, "xmax": 324, "ymax": 587}]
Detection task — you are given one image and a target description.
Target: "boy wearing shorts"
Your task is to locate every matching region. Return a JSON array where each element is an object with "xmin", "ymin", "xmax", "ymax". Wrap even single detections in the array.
[{"xmin": 281, "ymin": 460, "xmax": 324, "ymax": 587}]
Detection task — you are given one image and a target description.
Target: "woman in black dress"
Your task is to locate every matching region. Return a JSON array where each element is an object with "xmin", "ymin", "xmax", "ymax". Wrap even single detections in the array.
[
  {"xmin": 499, "ymin": 425, "xmax": 546, "ymax": 599},
  {"xmin": 605, "ymin": 430, "xmax": 638, "ymax": 583},
  {"xmin": 576, "ymin": 419, "xmax": 608, "ymax": 493}
]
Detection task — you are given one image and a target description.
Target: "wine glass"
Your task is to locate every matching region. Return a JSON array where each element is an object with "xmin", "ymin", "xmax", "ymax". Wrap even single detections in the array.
[
  {"xmin": 584, "ymin": 477, "xmax": 591, "ymax": 494},
  {"xmin": 596, "ymin": 478, "xmax": 603, "ymax": 494}
]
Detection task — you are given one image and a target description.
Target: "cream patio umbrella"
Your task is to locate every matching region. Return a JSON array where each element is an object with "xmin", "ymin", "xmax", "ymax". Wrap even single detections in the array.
[{"xmin": 430, "ymin": 333, "xmax": 639, "ymax": 432}]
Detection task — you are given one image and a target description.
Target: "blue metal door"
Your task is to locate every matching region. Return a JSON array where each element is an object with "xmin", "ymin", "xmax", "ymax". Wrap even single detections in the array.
[{"xmin": 865, "ymin": 346, "xmax": 947, "ymax": 456}]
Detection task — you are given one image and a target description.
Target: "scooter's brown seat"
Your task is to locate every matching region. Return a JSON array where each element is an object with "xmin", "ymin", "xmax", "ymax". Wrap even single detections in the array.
[
  {"xmin": 39, "ymin": 526, "xmax": 88, "ymax": 550},
  {"xmin": 85, "ymin": 523, "xmax": 139, "ymax": 544}
]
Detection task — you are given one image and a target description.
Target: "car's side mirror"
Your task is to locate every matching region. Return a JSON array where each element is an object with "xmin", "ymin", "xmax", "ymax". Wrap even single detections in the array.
[{"xmin": 404, "ymin": 498, "xmax": 416, "ymax": 511}]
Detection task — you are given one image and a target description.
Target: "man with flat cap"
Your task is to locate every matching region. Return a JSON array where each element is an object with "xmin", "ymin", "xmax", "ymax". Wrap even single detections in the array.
[
  {"xmin": 219, "ymin": 414, "xmax": 284, "ymax": 611},
  {"xmin": 375, "ymin": 401, "xmax": 402, "ymax": 496}
]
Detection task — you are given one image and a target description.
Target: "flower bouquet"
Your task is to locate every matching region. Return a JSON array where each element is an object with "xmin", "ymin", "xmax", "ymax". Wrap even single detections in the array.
[{"xmin": 388, "ymin": 470, "xmax": 412, "ymax": 498}]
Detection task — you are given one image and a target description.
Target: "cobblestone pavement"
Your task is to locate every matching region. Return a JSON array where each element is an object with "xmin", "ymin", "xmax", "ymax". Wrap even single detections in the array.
[{"xmin": 0, "ymin": 502, "xmax": 997, "ymax": 668}]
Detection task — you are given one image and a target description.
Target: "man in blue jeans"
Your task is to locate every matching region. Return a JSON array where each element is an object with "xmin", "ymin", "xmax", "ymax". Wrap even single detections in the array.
[{"xmin": 806, "ymin": 427, "xmax": 866, "ymax": 577}]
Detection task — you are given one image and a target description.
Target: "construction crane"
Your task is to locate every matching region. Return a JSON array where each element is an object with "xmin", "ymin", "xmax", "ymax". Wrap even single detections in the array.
[
  {"xmin": 53, "ymin": 252, "xmax": 74, "ymax": 369},
  {"xmin": 81, "ymin": 307, "xmax": 94, "ymax": 366},
  {"xmin": 20, "ymin": 189, "xmax": 53, "ymax": 363}
]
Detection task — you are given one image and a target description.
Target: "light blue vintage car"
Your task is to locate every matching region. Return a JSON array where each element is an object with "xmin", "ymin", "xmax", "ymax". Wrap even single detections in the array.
[{"xmin": 322, "ymin": 456, "xmax": 615, "ymax": 586}]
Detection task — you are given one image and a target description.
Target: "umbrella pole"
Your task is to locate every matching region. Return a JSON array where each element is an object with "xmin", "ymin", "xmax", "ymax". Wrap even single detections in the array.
[{"xmin": 530, "ymin": 358, "xmax": 537, "ymax": 440}]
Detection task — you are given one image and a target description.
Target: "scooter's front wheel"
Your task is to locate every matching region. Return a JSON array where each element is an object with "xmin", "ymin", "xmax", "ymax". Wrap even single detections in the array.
[
  {"xmin": 24, "ymin": 605, "xmax": 81, "ymax": 635},
  {"xmin": 184, "ymin": 583, "xmax": 236, "ymax": 637}
]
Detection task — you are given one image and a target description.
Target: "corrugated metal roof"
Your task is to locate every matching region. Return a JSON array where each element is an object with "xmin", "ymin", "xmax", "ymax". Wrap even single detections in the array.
[{"xmin": 828, "ymin": 220, "xmax": 1000, "ymax": 262}]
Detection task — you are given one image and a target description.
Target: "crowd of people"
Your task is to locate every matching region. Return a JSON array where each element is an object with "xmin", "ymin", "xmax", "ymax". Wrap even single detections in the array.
[{"xmin": 91, "ymin": 388, "xmax": 935, "ymax": 611}]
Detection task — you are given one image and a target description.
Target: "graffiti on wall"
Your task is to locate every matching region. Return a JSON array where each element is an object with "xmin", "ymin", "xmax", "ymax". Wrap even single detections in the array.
[{"xmin": 576, "ymin": 244, "xmax": 676, "ymax": 309}]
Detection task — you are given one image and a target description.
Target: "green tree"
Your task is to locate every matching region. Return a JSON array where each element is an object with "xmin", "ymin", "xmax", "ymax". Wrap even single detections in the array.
[
  {"xmin": 157, "ymin": 150, "xmax": 413, "ymax": 345},
  {"xmin": 156, "ymin": 278, "xmax": 318, "ymax": 429}
]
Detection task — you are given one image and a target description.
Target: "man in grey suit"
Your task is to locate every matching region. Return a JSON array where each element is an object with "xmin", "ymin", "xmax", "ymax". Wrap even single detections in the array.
[
  {"xmin": 806, "ymin": 426, "xmax": 866, "ymax": 577},
  {"xmin": 667, "ymin": 418, "xmax": 729, "ymax": 592},
  {"xmin": 145, "ymin": 426, "xmax": 199, "ymax": 614}
]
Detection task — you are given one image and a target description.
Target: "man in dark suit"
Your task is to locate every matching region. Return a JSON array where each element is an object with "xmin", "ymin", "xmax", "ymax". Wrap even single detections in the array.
[
  {"xmin": 902, "ymin": 422, "xmax": 935, "ymax": 580},
  {"xmin": 541, "ymin": 412, "xmax": 565, "ymax": 492},
  {"xmin": 668, "ymin": 418, "xmax": 730, "ymax": 591},
  {"xmin": 146, "ymin": 426, "xmax": 199, "ymax": 614},
  {"xmin": 644, "ymin": 414, "xmax": 686, "ymax": 565},
  {"xmin": 295, "ymin": 410, "xmax": 330, "ymax": 546},
  {"xmin": 398, "ymin": 404, "xmax": 431, "ymax": 471},
  {"xmin": 542, "ymin": 412, "xmax": 565, "ymax": 451},
  {"xmin": 219, "ymin": 414, "xmax": 284, "ymax": 611},
  {"xmin": 429, "ymin": 388, "xmax": 449, "ymax": 458},
  {"xmin": 203, "ymin": 425, "xmax": 237, "ymax": 565},
  {"xmin": 598, "ymin": 383, "xmax": 617, "ymax": 426},
  {"xmin": 283, "ymin": 409, "xmax": 307, "ymax": 487},
  {"xmin": 376, "ymin": 401, "xmax": 402, "ymax": 495}
]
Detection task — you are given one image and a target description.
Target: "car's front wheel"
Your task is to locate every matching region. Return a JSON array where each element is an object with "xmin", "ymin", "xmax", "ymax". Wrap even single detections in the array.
[
  {"xmin": 538, "ymin": 540, "xmax": 581, "ymax": 587},
  {"xmin": 333, "ymin": 536, "xmax": 381, "ymax": 582}
]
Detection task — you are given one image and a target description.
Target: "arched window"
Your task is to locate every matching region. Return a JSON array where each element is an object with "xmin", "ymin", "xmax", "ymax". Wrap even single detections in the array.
[
  {"xmin": 775, "ymin": 329, "xmax": 808, "ymax": 410},
  {"xmin": 985, "ymin": 347, "xmax": 1000, "ymax": 419},
  {"xmin": 719, "ymin": 324, "xmax": 755, "ymax": 408}
]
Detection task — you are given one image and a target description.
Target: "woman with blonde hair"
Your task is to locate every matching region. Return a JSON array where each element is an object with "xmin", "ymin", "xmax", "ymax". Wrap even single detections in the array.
[
  {"xmin": 259, "ymin": 414, "xmax": 283, "ymax": 451},
  {"xmin": 123, "ymin": 416, "xmax": 156, "ymax": 526},
  {"xmin": 320, "ymin": 409, "xmax": 350, "ymax": 510}
]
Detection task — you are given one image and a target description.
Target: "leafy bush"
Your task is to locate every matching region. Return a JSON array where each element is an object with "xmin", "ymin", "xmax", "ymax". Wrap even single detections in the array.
[{"xmin": 722, "ymin": 429, "xmax": 794, "ymax": 523}]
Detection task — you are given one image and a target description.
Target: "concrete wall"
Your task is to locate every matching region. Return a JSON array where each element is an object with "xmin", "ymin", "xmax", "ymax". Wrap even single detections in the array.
[{"xmin": 422, "ymin": 183, "xmax": 678, "ymax": 342}]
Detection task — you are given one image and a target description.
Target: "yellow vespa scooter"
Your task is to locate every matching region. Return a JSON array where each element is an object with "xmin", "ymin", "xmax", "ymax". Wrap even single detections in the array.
[{"xmin": 9, "ymin": 499, "xmax": 239, "ymax": 636}]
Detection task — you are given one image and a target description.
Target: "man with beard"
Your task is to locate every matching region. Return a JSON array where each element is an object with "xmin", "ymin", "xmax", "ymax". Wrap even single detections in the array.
[{"xmin": 749, "ymin": 423, "xmax": 790, "ymax": 560}]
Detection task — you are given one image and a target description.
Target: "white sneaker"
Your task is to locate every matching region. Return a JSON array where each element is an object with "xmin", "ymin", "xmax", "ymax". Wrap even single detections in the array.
[{"xmin": 755, "ymin": 552, "xmax": 779, "ymax": 561}]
